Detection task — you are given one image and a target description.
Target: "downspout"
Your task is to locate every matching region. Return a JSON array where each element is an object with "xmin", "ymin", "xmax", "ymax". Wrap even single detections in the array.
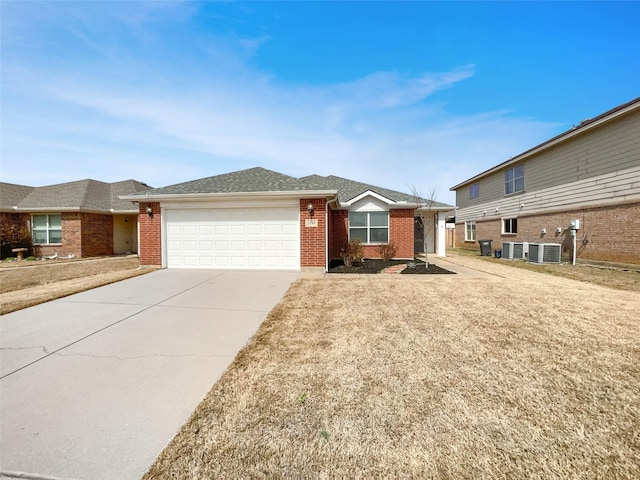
[
  {"xmin": 325, "ymin": 196, "xmax": 338, "ymax": 272},
  {"xmin": 325, "ymin": 200, "xmax": 329, "ymax": 272}
]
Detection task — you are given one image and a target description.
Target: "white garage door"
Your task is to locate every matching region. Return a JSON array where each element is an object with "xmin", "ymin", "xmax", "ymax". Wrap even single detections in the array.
[{"xmin": 165, "ymin": 207, "xmax": 300, "ymax": 270}]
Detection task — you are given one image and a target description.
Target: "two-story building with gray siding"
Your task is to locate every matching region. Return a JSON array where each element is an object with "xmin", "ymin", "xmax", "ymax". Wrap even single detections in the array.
[{"xmin": 450, "ymin": 97, "xmax": 640, "ymax": 265}]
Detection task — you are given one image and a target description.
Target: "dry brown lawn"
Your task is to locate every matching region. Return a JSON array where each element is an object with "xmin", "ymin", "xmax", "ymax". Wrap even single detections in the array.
[
  {"xmin": 0, "ymin": 256, "xmax": 154, "ymax": 314},
  {"xmin": 145, "ymin": 257, "xmax": 640, "ymax": 479}
]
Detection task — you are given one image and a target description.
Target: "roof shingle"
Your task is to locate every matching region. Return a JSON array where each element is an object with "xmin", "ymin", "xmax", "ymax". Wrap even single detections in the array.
[{"xmin": 129, "ymin": 167, "xmax": 453, "ymax": 208}]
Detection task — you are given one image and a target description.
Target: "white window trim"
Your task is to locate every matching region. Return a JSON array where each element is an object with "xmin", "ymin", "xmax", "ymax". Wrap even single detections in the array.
[
  {"xmin": 502, "ymin": 217, "xmax": 518, "ymax": 235},
  {"xmin": 349, "ymin": 211, "xmax": 389, "ymax": 244},
  {"xmin": 469, "ymin": 184, "xmax": 479, "ymax": 199},
  {"xmin": 465, "ymin": 221, "xmax": 477, "ymax": 242},
  {"xmin": 504, "ymin": 164, "xmax": 525, "ymax": 195},
  {"xmin": 31, "ymin": 214, "xmax": 62, "ymax": 245}
]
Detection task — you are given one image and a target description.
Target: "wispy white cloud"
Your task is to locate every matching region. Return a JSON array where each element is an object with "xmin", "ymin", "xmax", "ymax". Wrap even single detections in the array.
[{"xmin": 0, "ymin": 2, "xmax": 561, "ymax": 204}]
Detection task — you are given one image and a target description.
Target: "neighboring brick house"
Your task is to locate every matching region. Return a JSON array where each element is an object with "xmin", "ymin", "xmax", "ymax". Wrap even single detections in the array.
[
  {"xmin": 0, "ymin": 179, "xmax": 151, "ymax": 258},
  {"xmin": 121, "ymin": 168, "xmax": 454, "ymax": 271},
  {"xmin": 450, "ymin": 97, "xmax": 640, "ymax": 265}
]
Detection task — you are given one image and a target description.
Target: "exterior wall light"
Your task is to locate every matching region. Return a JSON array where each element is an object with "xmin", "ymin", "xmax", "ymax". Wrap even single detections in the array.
[
  {"xmin": 146, "ymin": 206, "xmax": 153, "ymax": 216},
  {"xmin": 307, "ymin": 202, "xmax": 314, "ymax": 215}
]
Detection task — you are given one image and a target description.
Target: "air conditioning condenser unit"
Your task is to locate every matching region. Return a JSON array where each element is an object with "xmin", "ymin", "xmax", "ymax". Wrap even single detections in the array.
[{"xmin": 528, "ymin": 243, "xmax": 562, "ymax": 264}]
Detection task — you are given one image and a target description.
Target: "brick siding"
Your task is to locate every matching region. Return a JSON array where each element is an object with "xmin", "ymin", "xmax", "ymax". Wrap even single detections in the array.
[
  {"xmin": 455, "ymin": 201, "xmax": 640, "ymax": 264},
  {"xmin": 80, "ymin": 213, "xmax": 114, "ymax": 257},
  {"xmin": 390, "ymin": 209, "xmax": 415, "ymax": 259},
  {"xmin": 138, "ymin": 202, "xmax": 162, "ymax": 266},
  {"xmin": 300, "ymin": 199, "xmax": 327, "ymax": 267},
  {"xmin": 329, "ymin": 208, "xmax": 415, "ymax": 260}
]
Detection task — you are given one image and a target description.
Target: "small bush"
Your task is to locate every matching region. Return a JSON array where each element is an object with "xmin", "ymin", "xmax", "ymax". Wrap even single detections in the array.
[
  {"xmin": 340, "ymin": 239, "xmax": 364, "ymax": 267},
  {"xmin": 376, "ymin": 242, "xmax": 398, "ymax": 262}
]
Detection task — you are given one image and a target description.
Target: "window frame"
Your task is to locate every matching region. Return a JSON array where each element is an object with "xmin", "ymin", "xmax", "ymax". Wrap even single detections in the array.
[
  {"xmin": 465, "ymin": 221, "xmax": 477, "ymax": 242},
  {"xmin": 469, "ymin": 183, "xmax": 479, "ymax": 199},
  {"xmin": 31, "ymin": 214, "xmax": 62, "ymax": 245},
  {"xmin": 504, "ymin": 164, "xmax": 525, "ymax": 195},
  {"xmin": 348, "ymin": 211, "xmax": 389, "ymax": 244},
  {"xmin": 502, "ymin": 217, "xmax": 518, "ymax": 235}
]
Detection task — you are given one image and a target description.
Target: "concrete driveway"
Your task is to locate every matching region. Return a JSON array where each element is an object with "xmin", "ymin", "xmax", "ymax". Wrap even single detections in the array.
[{"xmin": 0, "ymin": 269, "xmax": 298, "ymax": 480}]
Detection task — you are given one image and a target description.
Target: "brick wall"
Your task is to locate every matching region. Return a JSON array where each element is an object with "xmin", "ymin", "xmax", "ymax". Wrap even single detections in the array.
[
  {"xmin": 81, "ymin": 213, "xmax": 114, "ymax": 257},
  {"xmin": 329, "ymin": 208, "xmax": 415, "ymax": 260},
  {"xmin": 329, "ymin": 209, "xmax": 348, "ymax": 260},
  {"xmin": 139, "ymin": 202, "xmax": 162, "ymax": 266},
  {"xmin": 59, "ymin": 213, "xmax": 82, "ymax": 258},
  {"xmin": 390, "ymin": 209, "xmax": 415, "ymax": 259},
  {"xmin": 455, "ymin": 201, "xmax": 640, "ymax": 264},
  {"xmin": 300, "ymin": 199, "xmax": 327, "ymax": 267}
]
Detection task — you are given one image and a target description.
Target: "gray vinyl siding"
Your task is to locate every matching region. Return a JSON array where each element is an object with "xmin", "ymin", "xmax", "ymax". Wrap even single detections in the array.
[{"xmin": 455, "ymin": 107, "xmax": 640, "ymax": 216}]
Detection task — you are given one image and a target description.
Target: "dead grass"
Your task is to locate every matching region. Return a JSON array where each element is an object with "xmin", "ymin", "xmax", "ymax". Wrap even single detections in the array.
[
  {"xmin": 451, "ymin": 247, "xmax": 640, "ymax": 292},
  {"xmin": 145, "ymin": 266, "xmax": 640, "ymax": 479},
  {"xmin": 0, "ymin": 257, "xmax": 154, "ymax": 314}
]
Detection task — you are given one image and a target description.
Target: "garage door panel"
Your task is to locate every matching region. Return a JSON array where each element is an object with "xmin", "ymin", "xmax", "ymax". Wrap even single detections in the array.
[{"xmin": 166, "ymin": 207, "xmax": 300, "ymax": 270}]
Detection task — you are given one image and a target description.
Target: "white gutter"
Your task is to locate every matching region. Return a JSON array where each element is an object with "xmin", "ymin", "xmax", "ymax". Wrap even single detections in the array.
[
  {"xmin": 11, "ymin": 206, "xmax": 138, "ymax": 215},
  {"xmin": 119, "ymin": 190, "xmax": 338, "ymax": 202}
]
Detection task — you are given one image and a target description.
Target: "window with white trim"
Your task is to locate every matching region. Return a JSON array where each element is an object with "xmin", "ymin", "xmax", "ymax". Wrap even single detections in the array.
[
  {"xmin": 503, "ymin": 218, "xmax": 517, "ymax": 234},
  {"xmin": 349, "ymin": 211, "xmax": 389, "ymax": 244},
  {"xmin": 465, "ymin": 221, "xmax": 476, "ymax": 241},
  {"xmin": 505, "ymin": 164, "xmax": 525, "ymax": 195},
  {"xmin": 32, "ymin": 214, "xmax": 62, "ymax": 244},
  {"xmin": 469, "ymin": 184, "xmax": 479, "ymax": 198}
]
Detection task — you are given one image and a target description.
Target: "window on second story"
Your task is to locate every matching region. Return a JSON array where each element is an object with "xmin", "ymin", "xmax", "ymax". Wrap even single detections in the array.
[
  {"xmin": 469, "ymin": 184, "xmax": 479, "ymax": 198},
  {"xmin": 505, "ymin": 164, "xmax": 525, "ymax": 195},
  {"xmin": 502, "ymin": 218, "xmax": 518, "ymax": 234}
]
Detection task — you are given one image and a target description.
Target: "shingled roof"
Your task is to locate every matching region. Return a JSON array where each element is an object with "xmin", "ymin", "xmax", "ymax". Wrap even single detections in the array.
[
  {"xmin": 126, "ymin": 167, "xmax": 453, "ymax": 209},
  {"xmin": 2, "ymin": 179, "xmax": 151, "ymax": 213}
]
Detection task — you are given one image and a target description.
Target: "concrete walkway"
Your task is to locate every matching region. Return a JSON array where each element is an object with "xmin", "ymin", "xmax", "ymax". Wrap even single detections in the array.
[{"xmin": 0, "ymin": 269, "xmax": 298, "ymax": 480}]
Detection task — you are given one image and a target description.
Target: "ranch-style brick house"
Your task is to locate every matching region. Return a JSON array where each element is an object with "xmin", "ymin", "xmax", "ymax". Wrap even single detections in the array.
[
  {"xmin": 121, "ymin": 167, "xmax": 454, "ymax": 271},
  {"xmin": 0, "ymin": 179, "xmax": 151, "ymax": 258},
  {"xmin": 450, "ymin": 97, "xmax": 640, "ymax": 265}
]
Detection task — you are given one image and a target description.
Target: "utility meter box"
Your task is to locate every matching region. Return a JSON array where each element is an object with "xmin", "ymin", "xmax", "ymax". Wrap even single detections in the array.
[{"xmin": 570, "ymin": 219, "xmax": 580, "ymax": 230}]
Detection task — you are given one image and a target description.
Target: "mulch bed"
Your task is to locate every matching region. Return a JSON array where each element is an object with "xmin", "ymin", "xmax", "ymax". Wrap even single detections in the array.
[
  {"xmin": 328, "ymin": 259, "xmax": 454, "ymax": 274},
  {"xmin": 401, "ymin": 263, "xmax": 455, "ymax": 274}
]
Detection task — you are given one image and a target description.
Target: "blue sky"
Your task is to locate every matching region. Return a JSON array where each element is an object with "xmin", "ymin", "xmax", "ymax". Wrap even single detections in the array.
[{"xmin": 2, "ymin": 1, "xmax": 638, "ymax": 205}]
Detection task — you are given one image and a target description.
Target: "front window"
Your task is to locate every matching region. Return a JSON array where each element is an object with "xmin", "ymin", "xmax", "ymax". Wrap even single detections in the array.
[
  {"xmin": 469, "ymin": 184, "xmax": 479, "ymax": 198},
  {"xmin": 32, "ymin": 214, "xmax": 62, "ymax": 244},
  {"xmin": 349, "ymin": 211, "xmax": 389, "ymax": 244},
  {"xmin": 505, "ymin": 164, "xmax": 525, "ymax": 195},
  {"xmin": 503, "ymin": 218, "xmax": 518, "ymax": 234},
  {"xmin": 465, "ymin": 221, "xmax": 476, "ymax": 241}
]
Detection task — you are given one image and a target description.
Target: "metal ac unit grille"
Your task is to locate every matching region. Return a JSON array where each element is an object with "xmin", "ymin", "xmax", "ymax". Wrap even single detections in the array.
[
  {"xmin": 543, "ymin": 244, "xmax": 561, "ymax": 263},
  {"xmin": 529, "ymin": 243, "xmax": 562, "ymax": 264},
  {"xmin": 502, "ymin": 242, "xmax": 514, "ymax": 259},
  {"xmin": 512, "ymin": 242, "xmax": 528, "ymax": 259}
]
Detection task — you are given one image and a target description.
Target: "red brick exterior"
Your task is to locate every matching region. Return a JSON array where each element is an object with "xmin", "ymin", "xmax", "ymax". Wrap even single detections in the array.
[
  {"xmin": 328, "ymin": 208, "xmax": 415, "ymax": 260},
  {"xmin": 329, "ymin": 210, "xmax": 349, "ymax": 260},
  {"xmin": 455, "ymin": 202, "xmax": 640, "ymax": 265},
  {"xmin": 390, "ymin": 209, "xmax": 415, "ymax": 259},
  {"xmin": 300, "ymin": 198, "xmax": 327, "ymax": 268},
  {"xmin": 135, "ymin": 200, "xmax": 419, "ymax": 269},
  {"xmin": 33, "ymin": 212, "xmax": 115, "ymax": 258},
  {"xmin": 138, "ymin": 202, "xmax": 162, "ymax": 266}
]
